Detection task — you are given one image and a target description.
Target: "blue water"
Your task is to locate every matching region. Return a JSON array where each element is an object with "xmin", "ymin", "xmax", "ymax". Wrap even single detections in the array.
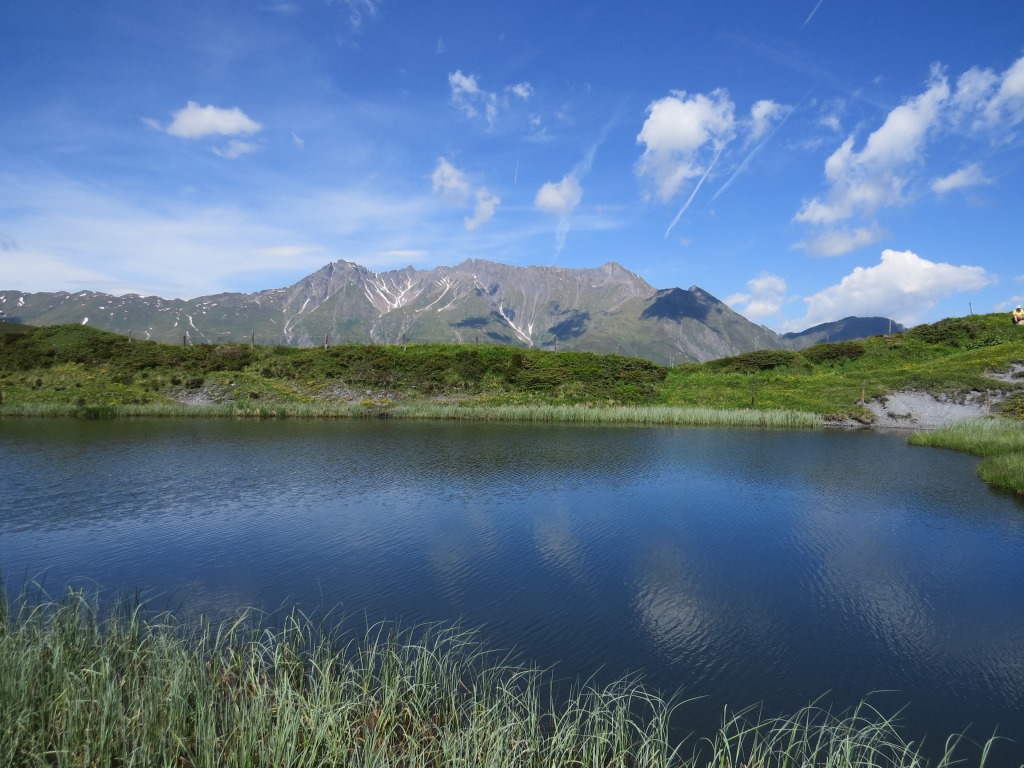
[{"xmin": 2, "ymin": 418, "xmax": 1023, "ymax": 763}]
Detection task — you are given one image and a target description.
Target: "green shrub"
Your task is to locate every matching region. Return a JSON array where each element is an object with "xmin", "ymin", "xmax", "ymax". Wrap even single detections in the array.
[
  {"xmin": 705, "ymin": 350, "xmax": 808, "ymax": 373},
  {"xmin": 996, "ymin": 391, "xmax": 1024, "ymax": 420},
  {"xmin": 904, "ymin": 316, "xmax": 1008, "ymax": 348}
]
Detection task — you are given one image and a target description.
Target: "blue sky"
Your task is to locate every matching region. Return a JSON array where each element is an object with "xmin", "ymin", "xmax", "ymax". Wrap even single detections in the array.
[{"xmin": 3, "ymin": 1, "xmax": 1024, "ymax": 332}]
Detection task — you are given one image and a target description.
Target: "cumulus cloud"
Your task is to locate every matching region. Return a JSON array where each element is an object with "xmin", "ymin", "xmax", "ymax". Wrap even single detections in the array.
[
  {"xmin": 793, "ymin": 249, "xmax": 995, "ymax": 328},
  {"xmin": 431, "ymin": 157, "xmax": 471, "ymax": 199},
  {"xmin": 794, "ymin": 68, "xmax": 949, "ymax": 227},
  {"xmin": 163, "ymin": 101, "xmax": 262, "ymax": 139},
  {"xmin": 795, "ymin": 55, "xmax": 1024, "ymax": 256},
  {"xmin": 448, "ymin": 70, "xmax": 499, "ymax": 126},
  {"xmin": 509, "ymin": 82, "xmax": 533, "ymax": 100},
  {"xmin": 533, "ymin": 117, "xmax": 613, "ymax": 252},
  {"xmin": 431, "ymin": 157, "xmax": 499, "ymax": 231},
  {"xmin": 748, "ymin": 99, "xmax": 790, "ymax": 144},
  {"xmin": 954, "ymin": 54, "xmax": 1024, "ymax": 136},
  {"xmin": 726, "ymin": 273, "xmax": 788, "ymax": 320},
  {"xmin": 465, "ymin": 189, "xmax": 500, "ymax": 231},
  {"xmin": 535, "ymin": 174, "xmax": 583, "ymax": 217},
  {"xmin": 635, "ymin": 89, "xmax": 736, "ymax": 202},
  {"xmin": 535, "ymin": 174, "xmax": 583, "ymax": 252},
  {"xmin": 932, "ymin": 163, "xmax": 992, "ymax": 194}
]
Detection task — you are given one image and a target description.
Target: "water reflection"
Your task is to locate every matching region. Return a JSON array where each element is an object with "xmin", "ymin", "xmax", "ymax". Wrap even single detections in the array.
[{"xmin": 1, "ymin": 419, "xmax": 1022, "ymax": 761}]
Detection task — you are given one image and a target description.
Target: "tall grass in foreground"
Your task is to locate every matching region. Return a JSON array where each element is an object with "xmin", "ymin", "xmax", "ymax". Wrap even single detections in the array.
[
  {"xmin": 0, "ymin": 401, "xmax": 822, "ymax": 429},
  {"xmin": 909, "ymin": 416, "xmax": 1024, "ymax": 494},
  {"xmin": 0, "ymin": 590, "xmax": 998, "ymax": 767}
]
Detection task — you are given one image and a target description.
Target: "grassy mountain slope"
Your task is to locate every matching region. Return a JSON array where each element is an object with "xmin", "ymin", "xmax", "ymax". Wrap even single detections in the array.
[{"xmin": 1, "ymin": 312, "xmax": 1023, "ymax": 419}]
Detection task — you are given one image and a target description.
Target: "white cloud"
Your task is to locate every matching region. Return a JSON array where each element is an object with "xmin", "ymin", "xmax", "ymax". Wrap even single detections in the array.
[
  {"xmin": 431, "ymin": 158, "xmax": 499, "ymax": 231},
  {"xmin": 978, "ymin": 55, "xmax": 1024, "ymax": 134},
  {"xmin": 793, "ymin": 249, "xmax": 995, "ymax": 328},
  {"xmin": 931, "ymin": 163, "xmax": 992, "ymax": 194},
  {"xmin": 948, "ymin": 55, "xmax": 1024, "ymax": 139},
  {"xmin": 535, "ymin": 174, "xmax": 583, "ymax": 253},
  {"xmin": 448, "ymin": 70, "xmax": 499, "ymax": 126},
  {"xmin": 535, "ymin": 175, "xmax": 583, "ymax": 216},
  {"xmin": 795, "ymin": 68, "xmax": 949, "ymax": 227},
  {"xmin": 164, "ymin": 101, "xmax": 262, "ymax": 139},
  {"xmin": 211, "ymin": 139, "xmax": 261, "ymax": 159},
  {"xmin": 0, "ymin": 171, "xmax": 438, "ymax": 298},
  {"xmin": 431, "ymin": 157, "xmax": 471, "ymax": 199},
  {"xmin": 635, "ymin": 89, "xmax": 736, "ymax": 201},
  {"xmin": 748, "ymin": 99, "xmax": 790, "ymax": 144},
  {"xmin": 726, "ymin": 273, "xmax": 788, "ymax": 320},
  {"xmin": 795, "ymin": 224, "xmax": 886, "ymax": 257},
  {"xmin": 509, "ymin": 82, "xmax": 533, "ymax": 100},
  {"xmin": 333, "ymin": 0, "xmax": 382, "ymax": 32},
  {"xmin": 794, "ymin": 55, "xmax": 1024, "ymax": 257},
  {"xmin": 465, "ymin": 188, "xmax": 500, "ymax": 231}
]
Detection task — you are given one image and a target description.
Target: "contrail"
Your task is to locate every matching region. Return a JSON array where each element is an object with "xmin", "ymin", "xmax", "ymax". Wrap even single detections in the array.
[
  {"xmin": 710, "ymin": 87, "xmax": 812, "ymax": 205},
  {"xmin": 514, "ymin": 153, "xmax": 520, "ymax": 185},
  {"xmin": 801, "ymin": 0, "xmax": 825, "ymax": 29},
  {"xmin": 664, "ymin": 146, "xmax": 722, "ymax": 239}
]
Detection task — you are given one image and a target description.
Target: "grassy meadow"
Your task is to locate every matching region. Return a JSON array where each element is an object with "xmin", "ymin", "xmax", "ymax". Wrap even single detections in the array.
[{"xmin": 0, "ymin": 590, "xmax": 1001, "ymax": 768}]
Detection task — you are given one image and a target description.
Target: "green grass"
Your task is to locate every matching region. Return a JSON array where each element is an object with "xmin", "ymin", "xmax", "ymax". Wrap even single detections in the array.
[
  {"xmin": 660, "ymin": 314, "xmax": 1024, "ymax": 422},
  {"xmin": 4, "ymin": 314, "xmax": 1024, "ymax": 423},
  {"xmin": 0, "ymin": 589, "xmax": 999, "ymax": 768},
  {"xmin": 908, "ymin": 417, "xmax": 1024, "ymax": 494}
]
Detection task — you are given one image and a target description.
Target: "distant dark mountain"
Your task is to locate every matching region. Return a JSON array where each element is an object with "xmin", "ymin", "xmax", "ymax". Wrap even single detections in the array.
[
  {"xmin": 0, "ymin": 260, "xmax": 899, "ymax": 365},
  {"xmin": 782, "ymin": 316, "xmax": 905, "ymax": 349}
]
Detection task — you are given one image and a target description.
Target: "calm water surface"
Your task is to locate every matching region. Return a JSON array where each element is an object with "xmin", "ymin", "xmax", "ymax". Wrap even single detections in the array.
[{"xmin": 2, "ymin": 419, "xmax": 1023, "ymax": 762}]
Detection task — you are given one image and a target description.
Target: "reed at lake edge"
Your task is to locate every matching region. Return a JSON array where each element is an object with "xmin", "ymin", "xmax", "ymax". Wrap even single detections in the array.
[
  {"xmin": 0, "ymin": 400, "xmax": 821, "ymax": 429},
  {"xmin": 0, "ymin": 590, "xmax": 999, "ymax": 768},
  {"xmin": 909, "ymin": 416, "xmax": 1024, "ymax": 494}
]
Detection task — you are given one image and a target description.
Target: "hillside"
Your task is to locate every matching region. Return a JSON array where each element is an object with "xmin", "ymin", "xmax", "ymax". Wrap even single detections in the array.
[
  {"xmin": 2, "ymin": 313, "xmax": 1023, "ymax": 425},
  {"xmin": 0, "ymin": 259, "xmax": 885, "ymax": 365}
]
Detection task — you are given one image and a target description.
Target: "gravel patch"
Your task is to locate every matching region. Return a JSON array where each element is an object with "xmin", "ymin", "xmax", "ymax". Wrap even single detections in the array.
[
  {"xmin": 857, "ymin": 364, "xmax": 1024, "ymax": 431},
  {"xmin": 864, "ymin": 390, "xmax": 994, "ymax": 431}
]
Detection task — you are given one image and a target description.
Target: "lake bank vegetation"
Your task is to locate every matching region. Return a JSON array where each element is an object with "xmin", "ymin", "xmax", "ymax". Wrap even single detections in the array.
[
  {"xmin": 909, "ymin": 417, "xmax": 1024, "ymax": 494},
  {"xmin": 0, "ymin": 589, "xmax": 1000, "ymax": 768},
  {"xmin": 2, "ymin": 314, "xmax": 1024, "ymax": 489}
]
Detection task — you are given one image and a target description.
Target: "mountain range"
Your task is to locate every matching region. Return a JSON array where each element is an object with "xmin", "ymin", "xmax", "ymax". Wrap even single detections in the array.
[{"xmin": 0, "ymin": 259, "xmax": 902, "ymax": 365}]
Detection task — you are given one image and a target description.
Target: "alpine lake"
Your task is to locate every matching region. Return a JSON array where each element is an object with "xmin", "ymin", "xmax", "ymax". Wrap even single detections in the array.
[{"xmin": 2, "ymin": 417, "xmax": 1023, "ymax": 764}]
